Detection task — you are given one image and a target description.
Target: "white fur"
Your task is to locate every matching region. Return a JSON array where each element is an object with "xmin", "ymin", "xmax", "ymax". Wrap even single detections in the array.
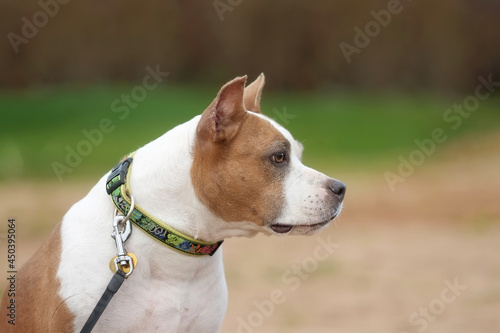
[{"xmin": 58, "ymin": 117, "xmax": 234, "ymax": 333}]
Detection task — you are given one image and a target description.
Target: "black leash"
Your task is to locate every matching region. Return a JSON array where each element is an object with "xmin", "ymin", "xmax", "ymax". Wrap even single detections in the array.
[{"xmin": 80, "ymin": 269, "xmax": 127, "ymax": 333}]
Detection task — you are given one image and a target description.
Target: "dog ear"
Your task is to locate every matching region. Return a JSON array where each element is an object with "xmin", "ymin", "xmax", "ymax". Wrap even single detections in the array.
[
  {"xmin": 197, "ymin": 75, "xmax": 248, "ymax": 143},
  {"xmin": 243, "ymin": 73, "xmax": 265, "ymax": 113}
]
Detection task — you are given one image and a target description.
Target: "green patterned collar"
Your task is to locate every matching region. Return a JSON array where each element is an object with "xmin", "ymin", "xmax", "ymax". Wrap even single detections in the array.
[{"xmin": 106, "ymin": 155, "xmax": 223, "ymax": 256}]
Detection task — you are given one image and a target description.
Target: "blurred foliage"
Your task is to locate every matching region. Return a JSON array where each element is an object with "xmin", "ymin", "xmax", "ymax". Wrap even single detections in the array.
[
  {"xmin": 1, "ymin": 0, "xmax": 499, "ymax": 181},
  {"xmin": 1, "ymin": 84, "xmax": 499, "ymax": 181},
  {"xmin": 0, "ymin": 0, "xmax": 499, "ymax": 92}
]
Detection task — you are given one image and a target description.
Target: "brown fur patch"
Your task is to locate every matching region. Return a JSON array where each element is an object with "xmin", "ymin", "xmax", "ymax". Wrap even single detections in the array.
[
  {"xmin": 191, "ymin": 113, "xmax": 289, "ymax": 226},
  {"xmin": 0, "ymin": 223, "xmax": 74, "ymax": 332}
]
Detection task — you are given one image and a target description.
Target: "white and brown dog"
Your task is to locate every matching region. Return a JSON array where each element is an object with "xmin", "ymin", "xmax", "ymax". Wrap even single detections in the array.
[{"xmin": 1, "ymin": 74, "xmax": 345, "ymax": 333}]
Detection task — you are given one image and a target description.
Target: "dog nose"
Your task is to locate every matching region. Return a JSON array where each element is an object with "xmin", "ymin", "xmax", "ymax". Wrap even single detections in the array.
[{"xmin": 327, "ymin": 179, "xmax": 346, "ymax": 201}]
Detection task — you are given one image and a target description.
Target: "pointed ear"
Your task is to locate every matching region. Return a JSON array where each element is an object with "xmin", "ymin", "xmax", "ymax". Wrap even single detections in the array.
[
  {"xmin": 243, "ymin": 73, "xmax": 265, "ymax": 113},
  {"xmin": 197, "ymin": 76, "xmax": 248, "ymax": 143}
]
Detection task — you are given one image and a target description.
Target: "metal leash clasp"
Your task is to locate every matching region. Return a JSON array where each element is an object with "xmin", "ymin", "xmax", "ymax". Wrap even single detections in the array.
[{"xmin": 111, "ymin": 194, "xmax": 135, "ymax": 278}]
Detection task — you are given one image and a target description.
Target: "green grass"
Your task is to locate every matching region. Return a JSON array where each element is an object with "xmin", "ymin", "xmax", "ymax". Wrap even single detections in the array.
[{"xmin": 0, "ymin": 84, "xmax": 499, "ymax": 181}]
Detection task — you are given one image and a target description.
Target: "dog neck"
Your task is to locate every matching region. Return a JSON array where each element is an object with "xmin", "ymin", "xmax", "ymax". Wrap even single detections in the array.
[{"xmin": 127, "ymin": 116, "xmax": 261, "ymax": 246}]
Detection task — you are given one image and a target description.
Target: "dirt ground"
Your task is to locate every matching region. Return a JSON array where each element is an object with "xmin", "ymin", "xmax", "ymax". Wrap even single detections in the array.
[{"xmin": 0, "ymin": 132, "xmax": 499, "ymax": 332}]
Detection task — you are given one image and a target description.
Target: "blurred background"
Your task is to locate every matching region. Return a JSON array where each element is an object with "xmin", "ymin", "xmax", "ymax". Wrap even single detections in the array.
[{"xmin": 0, "ymin": 1, "xmax": 499, "ymax": 332}]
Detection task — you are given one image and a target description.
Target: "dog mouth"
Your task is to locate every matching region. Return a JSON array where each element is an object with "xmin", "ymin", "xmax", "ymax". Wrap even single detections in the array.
[{"xmin": 270, "ymin": 220, "xmax": 331, "ymax": 234}]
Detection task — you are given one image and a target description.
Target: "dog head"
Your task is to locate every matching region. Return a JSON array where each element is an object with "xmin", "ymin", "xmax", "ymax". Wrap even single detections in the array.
[{"xmin": 190, "ymin": 74, "xmax": 345, "ymax": 236}]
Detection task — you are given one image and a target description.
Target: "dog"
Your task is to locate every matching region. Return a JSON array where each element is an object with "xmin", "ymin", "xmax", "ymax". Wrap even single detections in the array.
[{"xmin": 0, "ymin": 74, "xmax": 345, "ymax": 332}]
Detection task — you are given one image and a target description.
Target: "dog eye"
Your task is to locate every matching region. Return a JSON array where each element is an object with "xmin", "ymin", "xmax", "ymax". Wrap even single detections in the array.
[{"xmin": 273, "ymin": 152, "xmax": 286, "ymax": 164}]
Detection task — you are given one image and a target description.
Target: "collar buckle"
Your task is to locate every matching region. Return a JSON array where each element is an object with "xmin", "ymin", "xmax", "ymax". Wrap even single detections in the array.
[{"xmin": 106, "ymin": 157, "xmax": 133, "ymax": 195}]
